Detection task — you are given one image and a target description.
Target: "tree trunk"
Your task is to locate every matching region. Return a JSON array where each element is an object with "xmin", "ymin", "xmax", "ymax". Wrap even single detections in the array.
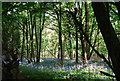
[
  {"xmin": 87, "ymin": 29, "xmax": 99, "ymax": 60},
  {"xmin": 59, "ymin": 3, "xmax": 63, "ymax": 66},
  {"xmin": 21, "ymin": 21, "xmax": 25, "ymax": 62},
  {"xmin": 92, "ymin": 2, "xmax": 120, "ymax": 81},
  {"xmin": 28, "ymin": 10, "xmax": 31, "ymax": 63},
  {"xmin": 25, "ymin": 18, "xmax": 29, "ymax": 60},
  {"xmin": 68, "ymin": 26, "xmax": 72, "ymax": 59},
  {"xmin": 76, "ymin": 26, "xmax": 79, "ymax": 64},
  {"xmin": 55, "ymin": 3, "xmax": 63, "ymax": 65},
  {"xmin": 37, "ymin": 3, "xmax": 46, "ymax": 62},
  {"xmin": 38, "ymin": 28, "xmax": 42, "ymax": 62},
  {"xmin": 30, "ymin": 12, "xmax": 34, "ymax": 62},
  {"xmin": 58, "ymin": 46, "xmax": 60, "ymax": 59},
  {"xmin": 82, "ymin": 40, "xmax": 88, "ymax": 64},
  {"xmin": 82, "ymin": 2, "xmax": 89, "ymax": 64},
  {"xmin": 34, "ymin": 14, "xmax": 39, "ymax": 62}
]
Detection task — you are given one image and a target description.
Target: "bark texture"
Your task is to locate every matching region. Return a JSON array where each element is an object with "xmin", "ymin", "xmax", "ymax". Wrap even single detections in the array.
[{"xmin": 92, "ymin": 2, "xmax": 120, "ymax": 81}]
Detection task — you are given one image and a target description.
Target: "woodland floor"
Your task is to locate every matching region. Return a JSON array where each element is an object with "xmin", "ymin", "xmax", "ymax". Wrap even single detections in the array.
[{"xmin": 18, "ymin": 57, "xmax": 115, "ymax": 80}]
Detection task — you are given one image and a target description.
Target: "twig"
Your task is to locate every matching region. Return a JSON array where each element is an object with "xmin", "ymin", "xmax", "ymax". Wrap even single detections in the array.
[{"xmin": 100, "ymin": 71, "xmax": 115, "ymax": 78}]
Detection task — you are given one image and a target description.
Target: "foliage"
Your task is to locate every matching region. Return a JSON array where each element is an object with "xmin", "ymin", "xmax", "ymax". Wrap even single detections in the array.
[{"xmin": 2, "ymin": 2, "xmax": 119, "ymax": 80}]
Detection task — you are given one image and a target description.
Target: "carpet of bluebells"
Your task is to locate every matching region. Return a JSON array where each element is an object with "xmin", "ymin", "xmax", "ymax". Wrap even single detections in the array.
[{"xmin": 19, "ymin": 57, "xmax": 116, "ymax": 80}]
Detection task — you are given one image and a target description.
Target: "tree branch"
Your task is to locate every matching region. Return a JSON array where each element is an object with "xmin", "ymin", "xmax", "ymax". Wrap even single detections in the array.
[
  {"xmin": 67, "ymin": 8, "xmax": 113, "ymax": 71},
  {"xmin": 100, "ymin": 71, "xmax": 115, "ymax": 78}
]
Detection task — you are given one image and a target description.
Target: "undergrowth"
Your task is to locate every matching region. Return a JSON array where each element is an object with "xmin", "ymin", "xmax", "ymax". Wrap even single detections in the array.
[{"xmin": 19, "ymin": 64, "xmax": 115, "ymax": 80}]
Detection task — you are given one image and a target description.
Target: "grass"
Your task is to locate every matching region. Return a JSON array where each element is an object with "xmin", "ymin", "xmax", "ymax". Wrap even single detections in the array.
[
  {"xmin": 19, "ymin": 64, "xmax": 116, "ymax": 80},
  {"xmin": 18, "ymin": 57, "xmax": 116, "ymax": 80}
]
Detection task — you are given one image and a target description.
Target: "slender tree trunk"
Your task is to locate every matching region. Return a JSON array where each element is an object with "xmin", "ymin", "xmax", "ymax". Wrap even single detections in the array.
[
  {"xmin": 21, "ymin": 21, "xmax": 25, "ymax": 62},
  {"xmin": 58, "ymin": 46, "xmax": 60, "ymax": 59},
  {"xmin": 68, "ymin": 3, "xmax": 79, "ymax": 64},
  {"xmin": 80, "ymin": 32, "xmax": 88, "ymax": 64},
  {"xmin": 25, "ymin": 18, "xmax": 29, "ymax": 60},
  {"xmin": 28, "ymin": 10, "xmax": 31, "ymax": 62},
  {"xmin": 77, "ymin": 2, "xmax": 88, "ymax": 64},
  {"xmin": 37, "ymin": 3, "xmax": 43, "ymax": 63},
  {"xmin": 30, "ymin": 12, "xmax": 34, "ymax": 62},
  {"xmin": 59, "ymin": 3, "xmax": 63, "ymax": 65},
  {"xmin": 63, "ymin": 34, "xmax": 66, "ymax": 58},
  {"xmin": 87, "ymin": 29, "xmax": 99, "ymax": 60},
  {"xmin": 80, "ymin": 33, "xmax": 84, "ymax": 60},
  {"xmin": 34, "ymin": 14, "xmax": 39, "ymax": 62},
  {"xmin": 37, "ymin": 3, "xmax": 46, "ymax": 62},
  {"xmin": 87, "ymin": 19, "xmax": 95, "ymax": 60},
  {"xmin": 38, "ymin": 28, "xmax": 42, "ymax": 61},
  {"xmin": 68, "ymin": 26, "xmax": 72, "ymax": 59},
  {"xmin": 76, "ymin": 26, "xmax": 79, "ymax": 64},
  {"xmin": 82, "ymin": 40, "xmax": 88, "ymax": 64},
  {"xmin": 66, "ymin": 12, "xmax": 73, "ymax": 59},
  {"xmin": 54, "ymin": 3, "xmax": 63, "ymax": 65},
  {"xmin": 92, "ymin": 2, "xmax": 120, "ymax": 81},
  {"xmin": 82, "ymin": 2, "xmax": 89, "ymax": 64}
]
